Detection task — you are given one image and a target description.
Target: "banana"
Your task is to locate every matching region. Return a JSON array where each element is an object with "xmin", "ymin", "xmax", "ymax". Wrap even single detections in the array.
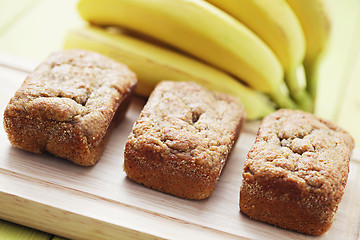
[
  {"xmin": 77, "ymin": 0, "xmax": 296, "ymax": 109},
  {"xmin": 205, "ymin": 0, "xmax": 313, "ymax": 111},
  {"xmin": 63, "ymin": 25, "xmax": 275, "ymax": 120},
  {"xmin": 284, "ymin": 0, "xmax": 331, "ymax": 99}
]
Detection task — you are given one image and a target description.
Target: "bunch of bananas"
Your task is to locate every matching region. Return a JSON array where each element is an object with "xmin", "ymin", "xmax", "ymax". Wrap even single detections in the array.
[{"xmin": 64, "ymin": 0, "xmax": 331, "ymax": 120}]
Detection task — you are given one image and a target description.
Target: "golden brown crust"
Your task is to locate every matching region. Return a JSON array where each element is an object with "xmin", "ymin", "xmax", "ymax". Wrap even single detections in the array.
[
  {"xmin": 240, "ymin": 109, "xmax": 355, "ymax": 235},
  {"xmin": 3, "ymin": 49, "xmax": 137, "ymax": 166},
  {"xmin": 124, "ymin": 81, "xmax": 245, "ymax": 199}
]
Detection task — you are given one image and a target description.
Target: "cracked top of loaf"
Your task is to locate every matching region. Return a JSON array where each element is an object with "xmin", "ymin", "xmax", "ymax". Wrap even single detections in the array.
[
  {"xmin": 4, "ymin": 49, "xmax": 137, "ymax": 165},
  {"xmin": 5, "ymin": 49, "xmax": 137, "ymax": 144},
  {"xmin": 244, "ymin": 109, "xmax": 354, "ymax": 198},
  {"xmin": 127, "ymin": 81, "xmax": 245, "ymax": 169}
]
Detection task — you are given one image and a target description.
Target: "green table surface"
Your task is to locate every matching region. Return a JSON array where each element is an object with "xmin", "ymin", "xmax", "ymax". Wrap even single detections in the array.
[
  {"xmin": 0, "ymin": 0, "xmax": 360, "ymax": 239},
  {"xmin": 0, "ymin": 219, "xmax": 66, "ymax": 240}
]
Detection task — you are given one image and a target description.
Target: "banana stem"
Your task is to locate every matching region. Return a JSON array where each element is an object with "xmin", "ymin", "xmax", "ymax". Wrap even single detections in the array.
[
  {"xmin": 284, "ymin": 65, "xmax": 314, "ymax": 112},
  {"xmin": 269, "ymin": 82, "xmax": 297, "ymax": 109},
  {"xmin": 296, "ymin": 90, "xmax": 314, "ymax": 112},
  {"xmin": 304, "ymin": 57, "xmax": 321, "ymax": 100}
]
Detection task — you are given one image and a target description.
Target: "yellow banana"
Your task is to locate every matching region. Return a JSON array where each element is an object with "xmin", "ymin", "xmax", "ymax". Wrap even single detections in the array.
[
  {"xmin": 206, "ymin": 0, "xmax": 313, "ymax": 111},
  {"xmin": 77, "ymin": 0, "xmax": 296, "ymax": 109},
  {"xmin": 63, "ymin": 25, "xmax": 275, "ymax": 120},
  {"xmin": 285, "ymin": 0, "xmax": 331, "ymax": 99}
]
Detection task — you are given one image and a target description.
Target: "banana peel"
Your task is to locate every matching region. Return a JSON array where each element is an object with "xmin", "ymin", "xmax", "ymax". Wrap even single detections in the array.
[{"xmin": 64, "ymin": 25, "xmax": 275, "ymax": 120}]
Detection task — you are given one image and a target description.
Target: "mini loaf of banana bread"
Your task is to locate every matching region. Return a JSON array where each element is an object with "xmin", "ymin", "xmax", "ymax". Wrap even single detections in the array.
[
  {"xmin": 124, "ymin": 81, "xmax": 245, "ymax": 200},
  {"xmin": 240, "ymin": 109, "xmax": 354, "ymax": 235},
  {"xmin": 4, "ymin": 49, "xmax": 137, "ymax": 166}
]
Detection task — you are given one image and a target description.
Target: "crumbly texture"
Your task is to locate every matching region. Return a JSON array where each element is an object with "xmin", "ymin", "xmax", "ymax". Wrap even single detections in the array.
[
  {"xmin": 240, "ymin": 109, "xmax": 354, "ymax": 235},
  {"xmin": 124, "ymin": 81, "xmax": 245, "ymax": 200},
  {"xmin": 3, "ymin": 49, "xmax": 137, "ymax": 166}
]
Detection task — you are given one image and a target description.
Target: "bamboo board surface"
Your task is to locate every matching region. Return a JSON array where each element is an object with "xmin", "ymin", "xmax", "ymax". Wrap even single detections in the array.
[{"xmin": 0, "ymin": 54, "xmax": 360, "ymax": 240}]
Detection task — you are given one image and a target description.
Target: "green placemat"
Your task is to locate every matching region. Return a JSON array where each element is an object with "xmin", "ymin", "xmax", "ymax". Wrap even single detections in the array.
[
  {"xmin": 51, "ymin": 237, "xmax": 69, "ymax": 240},
  {"xmin": 0, "ymin": 219, "xmax": 51, "ymax": 240}
]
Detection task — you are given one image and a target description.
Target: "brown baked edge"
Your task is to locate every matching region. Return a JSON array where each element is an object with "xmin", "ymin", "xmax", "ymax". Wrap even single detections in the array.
[
  {"xmin": 239, "ymin": 171, "xmax": 344, "ymax": 236},
  {"xmin": 82, "ymin": 84, "xmax": 136, "ymax": 166},
  {"xmin": 124, "ymin": 114, "xmax": 245, "ymax": 200},
  {"xmin": 3, "ymin": 84, "xmax": 136, "ymax": 166}
]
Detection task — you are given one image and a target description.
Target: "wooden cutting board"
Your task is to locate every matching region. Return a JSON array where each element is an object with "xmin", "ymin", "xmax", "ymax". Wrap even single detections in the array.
[{"xmin": 0, "ymin": 54, "xmax": 360, "ymax": 240}]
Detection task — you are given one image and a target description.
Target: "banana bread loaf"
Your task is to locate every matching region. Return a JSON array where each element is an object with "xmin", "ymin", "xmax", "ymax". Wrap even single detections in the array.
[
  {"xmin": 240, "ymin": 109, "xmax": 354, "ymax": 235},
  {"xmin": 124, "ymin": 81, "xmax": 245, "ymax": 199},
  {"xmin": 3, "ymin": 49, "xmax": 137, "ymax": 166}
]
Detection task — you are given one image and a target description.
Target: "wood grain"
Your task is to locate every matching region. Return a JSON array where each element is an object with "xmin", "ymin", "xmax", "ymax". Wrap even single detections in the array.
[{"xmin": 0, "ymin": 56, "xmax": 360, "ymax": 240}]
